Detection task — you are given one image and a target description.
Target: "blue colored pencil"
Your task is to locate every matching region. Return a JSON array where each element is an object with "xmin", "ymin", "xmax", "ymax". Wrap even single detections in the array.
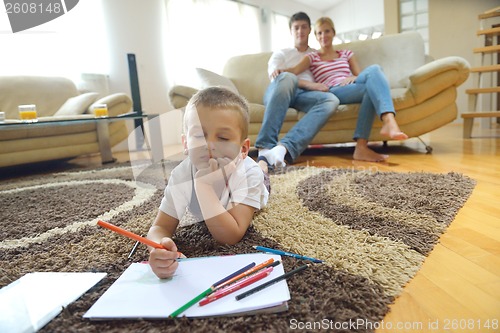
[{"xmin": 253, "ymin": 246, "xmax": 323, "ymax": 263}]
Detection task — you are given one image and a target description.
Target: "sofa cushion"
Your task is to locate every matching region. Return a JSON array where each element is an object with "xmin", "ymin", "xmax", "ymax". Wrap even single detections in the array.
[
  {"xmin": 223, "ymin": 52, "xmax": 271, "ymax": 104},
  {"xmin": 54, "ymin": 92, "xmax": 100, "ymax": 116},
  {"xmin": 336, "ymin": 32, "xmax": 425, "ymax": 89},
  {"xmin": 0, "ymin": 76, "xmax": 79, "ymax": 118},
  {"xmin": 195, "ymin": 68, "xmax": 239, "ymax": 94}
]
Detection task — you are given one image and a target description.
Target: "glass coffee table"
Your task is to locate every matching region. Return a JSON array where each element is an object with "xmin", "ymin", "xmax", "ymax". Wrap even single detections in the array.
[{"xmin": 0, "ymin": 112, "xmax": 164, "ymax": 164}]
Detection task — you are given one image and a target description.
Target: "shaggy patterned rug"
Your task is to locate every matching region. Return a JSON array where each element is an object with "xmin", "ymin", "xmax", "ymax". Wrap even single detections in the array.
[{"xmin": 0, "ymin": 162, "xmax": 476, "ymax": 333}]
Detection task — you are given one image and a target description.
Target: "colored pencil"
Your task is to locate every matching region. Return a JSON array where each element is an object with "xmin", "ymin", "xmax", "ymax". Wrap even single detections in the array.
[
  {"xmin": 97, "ymin": 220, "xmax": 183, "ymax": 259},
  {"xmin": 169, "ymin": 287, "xmax": 213, "ymax": 318},
  {"xmin": 212, "ymin": 262, "xmax": 256, "ymax": 288},
  {"xmin": 199, "ymin": 267, "xmax": 273, "ymax": 306},
  {"xmin": 235, "ymin": 264, "xmax": 310, "ymax": 301},
  {"xmin": 169, "ymin": 261, "xmax": 255, "ymax": 317},
  {"xmin": 213, "ymin": 258, "xmax": 276, "ymax": 290},
  {"xmin": 253, "ymin": 245, "xmax": 323, "ymax": 263}
]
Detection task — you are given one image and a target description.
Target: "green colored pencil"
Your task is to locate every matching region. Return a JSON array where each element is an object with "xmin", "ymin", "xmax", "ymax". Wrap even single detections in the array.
[
  {"xmin": 169, "ymin": 286, "xmax": 214, "ymax": 318},
  {"xmin": 169, "ymin": 262, "xmax": 256, "ymax": 317}
]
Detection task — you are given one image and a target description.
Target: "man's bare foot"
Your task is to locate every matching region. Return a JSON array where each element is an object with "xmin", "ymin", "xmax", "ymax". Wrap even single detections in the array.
[
  {"xmin": 353, "ymin": 144, "xmax": 388, "ymax": 162},
  {"xmin": 380, "ymin": 112, "xmax": 408, "ymax": 140}
]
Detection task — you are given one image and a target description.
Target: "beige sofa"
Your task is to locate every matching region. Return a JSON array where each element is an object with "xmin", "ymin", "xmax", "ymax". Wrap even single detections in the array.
[
  {"xmin": 169, "ymin": 32, "xmax": 470, "ymax": 152},
  {"xmin": 0, "ymin": 76, "xmax": 133, "ymax": 168}
]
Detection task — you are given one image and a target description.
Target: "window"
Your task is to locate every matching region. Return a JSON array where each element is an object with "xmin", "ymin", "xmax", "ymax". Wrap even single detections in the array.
[
  {"xmin": 0, "ymin": 1, "xmax": 108, "ymax": 81},
  {"xmin": 399, "ymin": 0, "xmax": 429, "ymax": 53},
  {"xmin": 270, "ymin": 12, "xmax": 291, "ymax": 51},
  {"xmin": 164, "ymin": 0, "xmax": 260, "ymax": 87}
]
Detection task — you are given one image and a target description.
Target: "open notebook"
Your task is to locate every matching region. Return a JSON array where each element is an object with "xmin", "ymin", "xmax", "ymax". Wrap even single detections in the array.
[
  {"xmin": 84, "ymin": 253, "xmax": 289, "ymax": 319},
  {"xmin": 0, "ymin": 272, "xmax": 106, "ymax": 333}
]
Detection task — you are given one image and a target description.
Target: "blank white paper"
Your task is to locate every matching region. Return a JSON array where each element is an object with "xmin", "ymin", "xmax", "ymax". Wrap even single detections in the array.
[{"xmin": 84, "ymin": 253, "xmax": 290, "ymax": 319}]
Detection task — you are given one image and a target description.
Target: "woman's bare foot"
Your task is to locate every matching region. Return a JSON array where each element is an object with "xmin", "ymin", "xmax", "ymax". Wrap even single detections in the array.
[
  {"xmin": 380, "ymin": 112, "xmax": 408, "ymax": 140},
  {"xmin": 353, "ymin": 140, "xmax": 388, "ymax": 162}
]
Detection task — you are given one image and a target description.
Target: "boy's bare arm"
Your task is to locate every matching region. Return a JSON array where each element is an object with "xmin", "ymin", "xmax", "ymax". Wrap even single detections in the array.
[
  {"xmin": 147, "ymin": 210, "xmax": 179, "ymax": 244},
  {"xmin": 147, "ymin": 210, "xmax": 180, "ymax": 279},
  {"xmin": 195, "ymin": 180, "xmax": 256, "ymax": 245},
  {"xmin": 194, "ymin": 158, "xmax": 256, "ymax": 245}
]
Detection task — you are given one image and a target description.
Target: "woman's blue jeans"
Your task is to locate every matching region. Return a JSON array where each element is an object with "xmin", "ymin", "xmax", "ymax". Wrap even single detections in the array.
[{"xmin": 329, "ymin": 64, "xmax": 395, "ymax": 140}]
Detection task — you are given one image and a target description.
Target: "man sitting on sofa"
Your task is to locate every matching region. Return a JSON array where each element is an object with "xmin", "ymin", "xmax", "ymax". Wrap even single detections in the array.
[{"xmin": 255, "ymin": 11, "xmax": 339, "ymax": 169}]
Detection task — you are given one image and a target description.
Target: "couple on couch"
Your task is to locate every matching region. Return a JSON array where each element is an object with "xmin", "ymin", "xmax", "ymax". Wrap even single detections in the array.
[{"xmin": 256, "ymin": 12, "xmax": 407, "ymax": 170}]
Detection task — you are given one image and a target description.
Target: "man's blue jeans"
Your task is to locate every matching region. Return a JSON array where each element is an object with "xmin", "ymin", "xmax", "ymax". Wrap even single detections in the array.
[
  {"xmin": 329, "ymin": 64, "xmax": 395, "ymax": 140},
  {"xmin": 255, "ymin": 73, "xmax": 339, "ymax": 162}
]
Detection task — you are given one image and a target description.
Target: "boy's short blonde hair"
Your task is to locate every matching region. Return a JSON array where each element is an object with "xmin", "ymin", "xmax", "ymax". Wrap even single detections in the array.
[{"xmin": 184, "ymin": 86, "xmax": 250, "ymax": 140}]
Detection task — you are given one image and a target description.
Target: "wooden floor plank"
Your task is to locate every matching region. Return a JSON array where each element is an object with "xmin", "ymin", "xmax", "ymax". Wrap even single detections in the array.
[
  {"xmin": 455, "ymin": 209, "xmax": 500, "ymax": 231},
  {"xmin": 425, "ymin": 242, "xmax": 499, "ymax": 285},
  {"xmin": 377, "ymin": 291, "xmax": 433, "ymax": 333},
  {"xmin": 419, "ymin": 252, "xmax": 500, "ymax": 318},
  {"xmin": 402, "ymin": 274, "xmax": 487, "ymax": 330},
  {"xmin": 439, "ymin": 233, "xmax": 500, "ymax": 261},
  {"xmin": 444, "ymin": 228, "xmax": 500, "ymax": 257},
  {"xmin": 476, "ymin": 280, "xmax": 500, "ymax": 299}
]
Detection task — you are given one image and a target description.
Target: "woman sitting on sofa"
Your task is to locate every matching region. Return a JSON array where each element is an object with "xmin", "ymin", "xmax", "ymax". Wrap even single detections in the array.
[{"xmin": 274, "ymin": 17, "xmax": 408, "ymax": 162}]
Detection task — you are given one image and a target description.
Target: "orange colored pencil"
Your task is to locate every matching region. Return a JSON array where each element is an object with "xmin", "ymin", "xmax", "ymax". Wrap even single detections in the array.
[
  {"xmin": 214, "ymin": 258, "xmax": 274, "ymax": 290},
  {"xmin": 97, "ymin": 220, "xmax": 183, "ymax": 258}
]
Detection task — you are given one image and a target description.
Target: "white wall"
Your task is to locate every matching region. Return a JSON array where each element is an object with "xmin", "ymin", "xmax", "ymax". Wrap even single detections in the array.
[
  {"xmin": 428, "ymin": 0, "xmax": 499, "ymax": 119},
  {"xmin": 101, "ymin": 0, "xmax": 170, "ymax": 114},
  {"xmin": 237, "ymin": 0, "xmax": 322, "ymax": 52},
  {"xmin": 101, "ymin": 0, "xmax": 182, "ymax": 148},
  {"xmin": 241, "ymin": 0, "xmax": 321, "ymax": 19},
  {"xmin": 325, "ymin": 0, "xmax": 385, "ymax": 34},
  {"xmin": 384, "ymin": 0, "xmax": 499, "ymax": 119}
]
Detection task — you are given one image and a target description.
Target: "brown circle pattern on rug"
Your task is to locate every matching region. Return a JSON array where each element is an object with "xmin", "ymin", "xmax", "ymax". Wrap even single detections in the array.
[
  {"xmin": 0, "ymin": 164, "xmax": 476, "ymax": 333},
  {"xmin": 0, "ymin": 182, "xmax": 134, "ymax": 241},
  {"xmin": 295, "ymin": 169, "xmax": 473, "ymax": 256}
]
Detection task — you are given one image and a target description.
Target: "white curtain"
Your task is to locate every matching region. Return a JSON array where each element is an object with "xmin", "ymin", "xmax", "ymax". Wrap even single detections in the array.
[
  {"xmin": 0, "ymin": 1, "xmax": 108, "ymax": 81},
  {"xmin": 270, "ymin": 12, "xmax": 291, "ymax": 51},
  {"xmin": 164, "ymin": 0, "xmax": 261, "ymax": 87}
]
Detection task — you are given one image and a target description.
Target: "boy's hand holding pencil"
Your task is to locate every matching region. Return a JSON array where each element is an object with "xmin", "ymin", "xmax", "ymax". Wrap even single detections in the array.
[
  {"xmin": 149, "ymin": 237, "xmax": 180, "ymax": 279},
  {"xmin": 96, "ymin": 220, "xmax": 183, "ymax": 279}
]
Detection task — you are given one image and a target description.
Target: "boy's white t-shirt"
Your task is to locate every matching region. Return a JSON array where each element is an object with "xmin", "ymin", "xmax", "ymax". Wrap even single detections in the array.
[{"xmin": 159, "ymin": 156, "xmax": 269, "ymax": 226}]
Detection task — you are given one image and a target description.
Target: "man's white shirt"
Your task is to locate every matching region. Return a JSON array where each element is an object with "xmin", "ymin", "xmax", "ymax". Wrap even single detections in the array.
[{"xmin": 267, "ymin": 47, "xmax": 316, "ymax": 82}]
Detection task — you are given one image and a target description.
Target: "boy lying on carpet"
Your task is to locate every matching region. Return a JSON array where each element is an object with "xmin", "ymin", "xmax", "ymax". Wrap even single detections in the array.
[{"xmin": 147, "ymin": 87, "xmax": 270, "ymax": 279}]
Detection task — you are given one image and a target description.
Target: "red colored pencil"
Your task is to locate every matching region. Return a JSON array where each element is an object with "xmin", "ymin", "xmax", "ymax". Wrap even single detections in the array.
[
  {"xmin": 214, "ymin": 258, "xmax": 274, "ymax": 290},
  {"xmin": 199, "ymin": 267, "xmax": 273, "ymax": 306}
]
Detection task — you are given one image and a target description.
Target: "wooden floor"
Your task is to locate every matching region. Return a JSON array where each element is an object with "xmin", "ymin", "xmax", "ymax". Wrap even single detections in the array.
[{"xmin": 69, "ymin": 123, "xmax": 499, "ymax": 332}]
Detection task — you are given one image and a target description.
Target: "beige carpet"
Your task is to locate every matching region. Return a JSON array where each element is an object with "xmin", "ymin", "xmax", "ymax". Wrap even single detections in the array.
[{"xmin": 0, "ymin": 163, "xmax": 476, "ymax": 332}]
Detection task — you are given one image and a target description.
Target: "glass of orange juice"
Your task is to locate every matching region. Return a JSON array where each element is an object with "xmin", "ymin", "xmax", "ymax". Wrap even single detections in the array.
[
  {"xmin": 93, "ymin": 104, "xmax": 108, "ymax": 118},
  {"xmin": 19, "ymin": 105, "xmax": 38, "ymax": 123}
]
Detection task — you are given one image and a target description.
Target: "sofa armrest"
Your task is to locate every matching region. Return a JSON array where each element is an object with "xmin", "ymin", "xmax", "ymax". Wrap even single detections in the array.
[
  {"xmin": 93, "ymin": 93, "xmax": 133, "ymax": 117},
  {"xmin": 169, "ymin": 85, "xmax": 198, "ymax": 109},
  {"xmin": 408, "ymin": 56, "xmax": 470, "ymax": 104}
]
